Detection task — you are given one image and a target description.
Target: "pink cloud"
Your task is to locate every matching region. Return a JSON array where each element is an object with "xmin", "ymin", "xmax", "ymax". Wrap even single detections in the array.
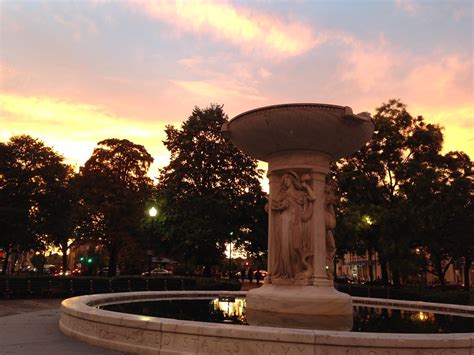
[{"xmin": 130, "ymin": 0, "xmax": 324, "ymax": 58}]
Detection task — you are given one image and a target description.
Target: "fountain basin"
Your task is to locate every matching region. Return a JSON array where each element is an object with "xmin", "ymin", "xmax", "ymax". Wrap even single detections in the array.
[
  {"xmin": 221, "ymin": 103, "xmax": 374, "ymax": 161},
  {"xmin": 59, "ymin": 291, "xmax": 474, "ymax": 354}
]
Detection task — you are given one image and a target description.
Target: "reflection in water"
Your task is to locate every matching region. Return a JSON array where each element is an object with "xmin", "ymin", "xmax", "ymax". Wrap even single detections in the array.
[{"xmin": 101, "ymin": 299, "xmax": 473, "ymax": 333}]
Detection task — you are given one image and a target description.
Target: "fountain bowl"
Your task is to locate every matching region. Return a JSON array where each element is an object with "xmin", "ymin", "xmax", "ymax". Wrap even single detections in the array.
[
  {"xmin": 221, "ymin": 103, "xmax": 374, "ymax": 161},
  {"xmin": 60, "ymin": 291, "xmax": 474, "ymax": 354}
]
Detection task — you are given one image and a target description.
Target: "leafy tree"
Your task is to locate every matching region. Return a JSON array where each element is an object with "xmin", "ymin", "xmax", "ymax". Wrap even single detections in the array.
[
  {"xmin": 0, "ymin": 135, "xmax": 69, "ymax": 274},
  {"xmin": 157, "ymin": 104, "xmax": 267, "ymax": 275},
  {"xmin": 335, "ymin": 99, "xmax": 444, "ymax": 286},
  {"xmin": 78, "ymin": 139, "xmax": 154, "ymax": 276},
  {"xmin": 40, "ymin": 169, "xmax": 81, "ymax": 272},
  {"xmin": 404, "ymin": 151, "xmax": 472, "ymax": 289}
]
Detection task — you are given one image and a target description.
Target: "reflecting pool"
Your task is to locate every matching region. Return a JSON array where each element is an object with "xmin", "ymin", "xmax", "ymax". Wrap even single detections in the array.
[{"xmin": 100, "ymin": 298, "xmax": 474, "ymax": 333}]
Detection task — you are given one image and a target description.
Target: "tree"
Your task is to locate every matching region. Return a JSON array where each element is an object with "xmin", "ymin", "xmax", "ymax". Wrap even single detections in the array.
[
  {"xmin": 404, "ymin": 151, "xmax": 472, "ymax": 289},
  {"xmin": 157, "ymin": 104, "xmax": 267, "ymax": 275},
  {"xmin": 335, "ymin": 99, "xmax": 444, "ymax": 286},
  {"xmin": 0, "ymin": 135, "xmax": 69, "ymax": 274},
  {"xmin": 40, "ymin": 169, "xmax": 81, "ymax": 273},
  {"xmin": 78, "ymin": 139, "xmax": 154, "ymax": 276}
]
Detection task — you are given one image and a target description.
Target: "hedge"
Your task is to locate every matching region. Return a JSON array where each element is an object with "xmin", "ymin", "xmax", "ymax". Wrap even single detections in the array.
[{"xmin": 0, "ymin": 275, "xmax": 241, "ymax": 299}]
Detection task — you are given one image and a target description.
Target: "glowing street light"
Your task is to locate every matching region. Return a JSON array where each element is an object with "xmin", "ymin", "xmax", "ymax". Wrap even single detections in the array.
[
  {"xmin": 149, "ymin": 206, "xmax": 158, "ymax": 217},
  {"xmin": 147, "ymin": 206, "xmax": 158, "ymax": 276}
]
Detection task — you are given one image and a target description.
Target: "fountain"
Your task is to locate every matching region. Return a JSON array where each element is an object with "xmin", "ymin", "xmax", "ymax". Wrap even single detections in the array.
[
  {"xmin": 59, "ymin": 103, "xmax": 474, "ymax": 354},
  {"xmin": 221, "ymin": 103, "xmax": 374, "ymax": 331}
]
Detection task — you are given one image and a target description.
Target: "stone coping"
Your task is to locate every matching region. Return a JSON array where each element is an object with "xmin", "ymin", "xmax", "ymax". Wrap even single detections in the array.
[
  {"xmin": 231, "ymin": 103, "xmax": 347, "ymax": 121},
  {"xmin": 60, "ymin": 291, "xmax": 474, "ymax": 354},
  {"xmin": 352, "ymin": 296, "xmax": 474, "ymax": 318}
]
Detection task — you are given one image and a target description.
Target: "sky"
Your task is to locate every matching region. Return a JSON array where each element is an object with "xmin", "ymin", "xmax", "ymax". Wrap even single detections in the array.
[{"xmin": 1, "ymin": 0, "xmax": 473, "ymax": 181}]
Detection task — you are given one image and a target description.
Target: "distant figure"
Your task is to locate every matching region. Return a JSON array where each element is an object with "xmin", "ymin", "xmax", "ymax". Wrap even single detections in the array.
[
  {"xmin": 255, "ymin": 269, "xmax": 262, "ymax": 284},
  {"xmin": 240, "ymin": 268, "xmax": 246, "ymax": 282},
  {"xmin": 248, "ymin": 268, "xmax": 254, "ymax": 283}
]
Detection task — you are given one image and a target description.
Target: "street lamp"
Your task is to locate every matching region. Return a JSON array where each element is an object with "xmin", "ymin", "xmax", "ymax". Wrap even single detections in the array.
[
  {"xmin": 147, "ymin": 206, "xmax": 158, "ymax": 276},
  {"xmin": 229, "ymin": 232, "xmax": 234, "ymax": 278}
]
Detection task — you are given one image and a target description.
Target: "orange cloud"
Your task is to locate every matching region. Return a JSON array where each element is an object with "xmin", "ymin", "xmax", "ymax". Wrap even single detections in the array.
[
  {"xmin": 342, "ymin": 38, "xmax": 395, "ymax": 92},
  {"xmin": 0, "ymin": 93, "xmax": 169, "ymax": 176},
  {"xmin": 131, "ymin": 0, "xmax": 320, "ymax": 58}
]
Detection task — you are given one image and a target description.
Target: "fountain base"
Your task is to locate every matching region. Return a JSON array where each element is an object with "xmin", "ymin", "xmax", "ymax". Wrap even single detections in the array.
[{"xmin": 246, "ymin": 284, "xmax": 353, "ymax": 330}]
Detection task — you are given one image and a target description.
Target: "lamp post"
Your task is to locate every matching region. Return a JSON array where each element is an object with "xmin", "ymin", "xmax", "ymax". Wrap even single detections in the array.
[
  {"xmin": 229, "ymin": 231, "xmax": 233, "ymax": 278},
  {"xmin": 148, "ymin": 207, "xmax": 158, "ymax": 276}
]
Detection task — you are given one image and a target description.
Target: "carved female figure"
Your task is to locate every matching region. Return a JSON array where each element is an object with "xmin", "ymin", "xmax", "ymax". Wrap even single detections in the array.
[{"xmin": 270, "ymin": 172, "xmax": 315, "ymax": 280}]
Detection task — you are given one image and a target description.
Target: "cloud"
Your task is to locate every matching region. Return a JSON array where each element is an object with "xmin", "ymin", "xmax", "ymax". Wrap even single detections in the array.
[
  {"xmin": 0, "ymin": 93, "xmax": 169, "ymax": 174},
  {"xmin": 395, "ymin": 0, "xmax": 418, "ymax": 15},
  {"xmin": 341, "ymin": 38, "xmax": 395, "ymax": 92},
  {"xmin": 130, "ymin": 0, "xmax": 322, "ymax": 58},
  {"xmin": 171, "ymin": 79, "xmax": 266, "ymax": 103}
]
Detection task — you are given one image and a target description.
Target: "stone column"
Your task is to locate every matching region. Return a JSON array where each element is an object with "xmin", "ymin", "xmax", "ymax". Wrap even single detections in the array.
[{"xmin": 266, "ymin": 150, "xmax": 332, "ymax": 285}]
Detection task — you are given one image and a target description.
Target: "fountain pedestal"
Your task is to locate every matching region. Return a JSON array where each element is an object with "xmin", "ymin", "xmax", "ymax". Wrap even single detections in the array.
[{"xmin": 222, "ymin": 103, "xmax": 374, "ymax": 331}]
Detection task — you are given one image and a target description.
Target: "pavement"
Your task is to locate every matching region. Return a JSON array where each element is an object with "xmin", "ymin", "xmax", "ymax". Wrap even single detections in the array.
[
  {"xmin": 0, "ymin": 298, "xmax": 122, "ymax": 355},
  {"xmin": 0, "ymin": 283, "xmax": 263, "ymax": 354}
]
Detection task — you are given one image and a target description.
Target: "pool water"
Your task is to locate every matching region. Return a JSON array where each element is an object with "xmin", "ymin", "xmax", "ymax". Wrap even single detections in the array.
[{"xmin": 100, "ymin": 298, "xmax": 474, "ymax": 333}]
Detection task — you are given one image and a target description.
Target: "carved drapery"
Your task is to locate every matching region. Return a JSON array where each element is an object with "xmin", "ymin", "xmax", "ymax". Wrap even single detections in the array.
[
  {"xmin": 269, "ymin": 171, "xmax": 315, "ymax": 282},
  {"xmin": 325, "ymin": 179, "xmax": 337, "ymax": 280}
]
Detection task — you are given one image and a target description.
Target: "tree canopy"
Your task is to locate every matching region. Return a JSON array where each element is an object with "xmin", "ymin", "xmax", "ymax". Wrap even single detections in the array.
[
  {"xmin": 0, "ymin": 135, "xmax": 70, "ymax": 274},
  {"xmin": 78, "ymin": 138, "xmax": 154, "ymax": 276},
  {"xmin": 334, "ymin": 99, "xmax": 473, "ymax": 288},
  {"xmin": 157, "ymin": 104, "xmax": 267, "ymax": 274}
]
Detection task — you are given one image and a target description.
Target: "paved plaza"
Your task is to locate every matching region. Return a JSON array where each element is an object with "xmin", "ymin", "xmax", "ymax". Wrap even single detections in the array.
[{"xmin": 0, "ymin": 298, "xmax": 121, "ymax": 355}]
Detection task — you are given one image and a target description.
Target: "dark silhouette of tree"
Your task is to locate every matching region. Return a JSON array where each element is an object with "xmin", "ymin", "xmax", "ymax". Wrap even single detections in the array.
[
  {"xmin": 157, "ymin": 104, "xmax": 267, "ymax": 275},
  {"xmin": 0, "ymin": 135, "xmax": 70, "ymax": 274},
  {"xmin": 40, "ymin": 169, "xmax": 81, "ymax": 273},
  {"xmin": 335, "ymin": 99, "xmax": 445, "ymax": 286},
  {"xmin": 404, "ymin": 151, "xmax": 472, "ymax": 289},
  {"xmin": 78, "ymin": 139, "xmax": 154, "ymax": 277}
]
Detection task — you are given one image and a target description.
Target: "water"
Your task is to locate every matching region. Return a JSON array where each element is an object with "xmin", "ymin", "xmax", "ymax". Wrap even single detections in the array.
[{"xmin": 100, "ymin": 298, "xmax": 474, "ymax": 333}]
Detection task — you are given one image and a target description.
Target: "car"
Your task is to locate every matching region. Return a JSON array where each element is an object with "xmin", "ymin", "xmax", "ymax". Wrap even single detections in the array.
[
  {"xmin": 254, "ymin": 270, "xmax": 267, "ymax": 278},
  {"xmin": 141, "ymin": 268, "xmax": 172, "ymax": 276}
]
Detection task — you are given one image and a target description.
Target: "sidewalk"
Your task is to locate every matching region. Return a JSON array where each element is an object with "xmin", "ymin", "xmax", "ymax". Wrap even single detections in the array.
[{"xmin": 0, "ymin": 299, "xmax": 121, "ymax": 355}]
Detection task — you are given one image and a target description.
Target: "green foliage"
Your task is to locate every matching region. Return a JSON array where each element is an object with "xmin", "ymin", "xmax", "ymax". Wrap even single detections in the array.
[
  {"xmin": 157, "ymin": 104, "xmax": 267, "ymax": 271},
  {"xmin": 78, "ymin": 138, "xmax": 154, "ymax": 276},
  {"xmin": 334, "ymin": 99, "xmax": 472, "ymax": 287},
  {"xmin": 0, "ymin": 135, "xmax": 70, "ymax": 274}
]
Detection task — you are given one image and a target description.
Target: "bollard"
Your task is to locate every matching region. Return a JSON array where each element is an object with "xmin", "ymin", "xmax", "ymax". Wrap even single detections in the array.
[
  {"xmin": 109, "ymin": 279, "xmax": 113, "ymax": 292},
  {"xmin": 70, "ymin": 279, "xmax": 74, "ymax": 294},
  {"xmin": 90, "ymin": 279, "xmax": 94, "ymax": 294},
  {"xmin": 164, "ymin": 279, "xmax": 168, "ymax": 291},
  {"xmin": 181, "ymin": 279, "xmax": 185, "ymax": 291},
  {"xmin": 146, "ymin": 279, "xmax": 149, "ymax": 291}
]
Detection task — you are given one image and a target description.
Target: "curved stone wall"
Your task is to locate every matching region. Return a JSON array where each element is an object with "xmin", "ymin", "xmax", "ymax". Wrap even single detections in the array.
[{"xmin": 59, "ymin": 291, "xmax": 474, "ymax": 355}]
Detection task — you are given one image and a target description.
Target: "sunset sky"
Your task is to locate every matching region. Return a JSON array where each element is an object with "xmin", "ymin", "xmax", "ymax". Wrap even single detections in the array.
[{"xmin": 1, "ymin": 0, "xmax": 472, "ymax": 180}]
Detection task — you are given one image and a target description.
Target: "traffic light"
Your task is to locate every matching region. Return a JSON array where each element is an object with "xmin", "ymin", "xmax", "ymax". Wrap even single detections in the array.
[
  {"xmin": 87, "ymin": 258, "xmax": 93, "ymax": 264},
  {"xmin": 79, "ymin": 256, "xmax": 84, "ymax": 262}
]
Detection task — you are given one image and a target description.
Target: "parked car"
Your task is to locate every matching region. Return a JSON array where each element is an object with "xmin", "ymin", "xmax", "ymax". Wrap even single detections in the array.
[
  {"xmin": 254, "ymin": 270, "xmax": 268, "ymax": 278},
  {"xmin": 141, "ymin": 268, "xmax": 172, "ymax": 276},
  {"xmin": 335, "ymin": 276, "xmax": 354, "ymax": 284}
]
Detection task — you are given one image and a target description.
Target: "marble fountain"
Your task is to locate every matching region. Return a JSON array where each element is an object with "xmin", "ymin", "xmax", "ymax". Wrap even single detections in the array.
[{"xmin": 60, "ymin": 104, "xmax": 474, "ymax": 354}]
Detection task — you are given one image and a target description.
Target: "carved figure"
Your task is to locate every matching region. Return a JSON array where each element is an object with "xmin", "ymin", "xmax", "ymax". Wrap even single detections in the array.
[
  {"xmin": 325, "ymin": 179, "xmax": 337, "ymax": 280},
  {"xmin": 270, "ymin": 171, "xmax": 315, "ymax": 280}
]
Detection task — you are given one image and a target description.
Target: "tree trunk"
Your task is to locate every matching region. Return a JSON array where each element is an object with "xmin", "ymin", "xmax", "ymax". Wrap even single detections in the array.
[
  {"xmin": 463, "ymin": 256, "xmax": 472, "ymax": 292},
  {"xmin": 108, "ymin": 244, "xmax": 118, "ymax": 277},
  {"xmin": 380, "ymin": 256, "xmax": 389, "ymax": 285},
  {"xmin": 434, "ymin": 260, "xmax": 446, "ymax": 290},
  {"xmin": 61, "ymin": 242, "xmax": 68, "ymax": 273},
  {"xmin": 2, "ymin": 247, "xmax": 10, "ymax": 275},
  {"xmin": 391, "ymin": 264, "xmax": 401, "ymax": 288},
  {"xmin": 368, "ymin": 249, "xmax": 374, "ymax": 282}
]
